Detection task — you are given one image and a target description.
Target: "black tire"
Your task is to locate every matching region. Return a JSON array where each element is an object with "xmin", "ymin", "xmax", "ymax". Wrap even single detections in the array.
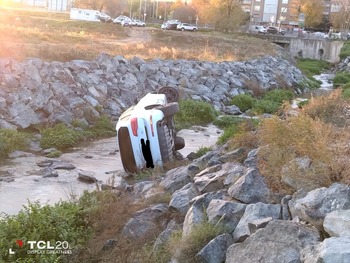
[
  {"xmin": 174, "ymin": 136, "xmax": 185, "ymax": 150},
  {"xmin": 158, "ymin": 102, "xmax": 179, "ymax": 117},
  {"xmin": 157, "ymin": 86, "xmax": 180, "ymax": 103},
  {"xmin": 193, "ymin": 28, "xmax": 197, "ymax": 31},
  {"xmin": 181, "ymin": 28, "xmax": 185, "ymax": 31},
  {"xmin": 157, "ymin": 123, "xmax": 174, "ymax": 163},
  {"xmin": 118, "ymin": 128, "xmax": 138, "ymax": 173}
]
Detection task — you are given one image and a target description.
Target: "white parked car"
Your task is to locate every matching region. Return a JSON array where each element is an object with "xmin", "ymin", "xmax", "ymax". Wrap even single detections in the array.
[
  {"xmin": 113, "ymin": 15, "xmax": 130, "ymax": 24},
  {"xmin": 177, "ymin": 23, "xmax": 198, "ymax": 31},
  {"xmin": 98, "ymin": 13, "xmax": 112, "ymax": 23},
  {"xmin": 116, "ymin": 87, "xmax": 185, "ymax": 173},
  {"xmin": 121, "ymin": 18, "xmax": 133, "ymax": 27},
  {"xmin": 133, "ymin": 19, "xmax": 146, "ymax": 27}
]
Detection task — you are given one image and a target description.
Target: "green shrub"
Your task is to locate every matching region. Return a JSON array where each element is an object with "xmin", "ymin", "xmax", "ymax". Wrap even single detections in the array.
[
  {"xmin": 230, "ymin": 94, "xmax": 256, "ymax": 112},
  {"xmin": 217, "ymin": 117, "xmax": 259, "ymax": 145},
  {"xmin": 88, "ymin": 115, "xmax": 115, "ymax": 138},
  {"xmin": 213, "ymin": 116, "xmax": 243, "ymax": 129},
  {"xmin": 342, "ymin": 88, "xmax": 350, "ymax": 100},
  {"xmin": 342, "ymin": 82, "xmax": 350, "ymax": 90},
  {"xmin": 296, "ymin": 58, "xmax": 331, "ymax": 77},
  {"xmin": 0, "ymin": 201, "xmax": 92, "ymax": 263},
  {"xmin": 250, "ymin": 89, "xmax": 294, "ymax": 114},
  {"xmin": 252, "ymin": 99, "xmax": 280, "ymax": 114},
  {"xmin": 218, "ymin": 125, "xmax": 242, "ymax": 145},
  {"xmin": 40, "ymin": 116, "xmax": 115, "ymax": 150},
  {"xmin": 195, "ymin": 146, "xmax": 212, "ymax": 158},
  {"xmin": 298, "ymin": 77, "xmax": 321, "ymax": 90},
  {"xmin": 175, "ymin": 100, "xmax": 218, "ymax": 130},
  {"xmin": 0, "ymin": 129, "xmax": 30, "ymax": 158},
  {"xmin": 262, "ymin": 89, "xmax": 294, "ymax": 104},
  {"xmin": 40, "ymin": 123, "xmax": 83, "ymax": 150},
  {"xmin": 333, "ymin": 71, "xmax": 350, "ymax": 87},
  {"xmin": 339, "ymin": 42, "xmax": 350, "ymax": 59}
]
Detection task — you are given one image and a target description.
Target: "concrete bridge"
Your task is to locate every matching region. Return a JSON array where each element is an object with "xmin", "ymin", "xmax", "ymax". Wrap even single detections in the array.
[{"xmin": 252, "ymin": 34, "xmax": 344, "ymax": 63}]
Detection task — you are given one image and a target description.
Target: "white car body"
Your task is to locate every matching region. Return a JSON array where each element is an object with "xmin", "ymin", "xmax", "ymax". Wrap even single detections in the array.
[
  {"xmin": 113, "ymin": 15, "xmax": 130, "ymax": 24},
  {"xmin": 177, "ymin": 23, "xmax": 198, "ymax": 31},
  {"xmin": 116, "ymin": 89, "xmax": 184, "ymax": 173},
  {"xmin": 121, "ymin": 18, "xmax": 132, "ymax": 27},
  {"xmin": 250, "ymin": 25, "xmax": 267, "ymax": 34},
  {"xmin": 133, "ymin": 20, "xmax": 146, "ymax": 27}
]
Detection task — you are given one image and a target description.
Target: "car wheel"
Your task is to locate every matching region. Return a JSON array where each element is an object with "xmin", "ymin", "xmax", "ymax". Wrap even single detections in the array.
[
  {"xmin": 158, "ymin": 102, "xmax": 180, "ymax": 117},
  {"xmin": 118, "ymin": 127, "xmax": 138, "ymax": 173},
  {"xmin": 174, "ymin": 136, "xmax": 185, "ymax": 150},
  {"xmin": 181, "ymin": 28, "xmax": 185, "ymax": 31},
  {"xmin": 157, "ymin": 86, "xmax": 180, "ymax": 103},
  {"xmin": 193, "ymin": 28, "xmax": 197, "ymax": 31},
  {"xmin": 157, "ymin": 123, "xmax": 174, "ymax": 163}
]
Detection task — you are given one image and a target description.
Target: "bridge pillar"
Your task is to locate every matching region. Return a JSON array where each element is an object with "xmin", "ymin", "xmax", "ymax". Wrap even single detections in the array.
[{"xmin": 289, "ymin": 39, "xmax": 344, "ymax": 63}]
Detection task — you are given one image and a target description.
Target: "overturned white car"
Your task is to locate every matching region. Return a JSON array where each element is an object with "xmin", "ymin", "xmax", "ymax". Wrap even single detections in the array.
[{"xmin": 116, "ymin": 87, "xmax": 185, "ymax": 173}]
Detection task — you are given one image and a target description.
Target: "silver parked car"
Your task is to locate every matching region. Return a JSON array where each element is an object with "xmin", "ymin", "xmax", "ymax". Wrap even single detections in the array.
[{"xmin": 177, "ymin": 23, "xmax": 198, "ymax": 31}]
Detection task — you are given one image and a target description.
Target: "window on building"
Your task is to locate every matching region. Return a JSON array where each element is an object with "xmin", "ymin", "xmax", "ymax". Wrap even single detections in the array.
[
  {"xmin": 281, "ymin": 7, "xmax": 288, "ymax": 13},
  {"xmin": 255, "ymin": 0, "xmax": 261, "ymax": 2},
  {"xmin": 254, "ymin": 5, "xmax": 261, "ymax": 11},
  {"xmin": 282, "ymin": 0, "xmax": 288, "ymax": 4}
]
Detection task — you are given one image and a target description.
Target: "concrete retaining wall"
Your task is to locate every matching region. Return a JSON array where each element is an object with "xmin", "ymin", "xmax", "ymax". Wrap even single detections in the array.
[{"xmin": 289, "ymin": 39, "xmax": 344, "ymax": 63}]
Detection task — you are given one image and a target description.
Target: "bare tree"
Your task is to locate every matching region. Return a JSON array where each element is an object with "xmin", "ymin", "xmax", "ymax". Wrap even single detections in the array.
[{"xmin": 330, "ymin": 0, "xmax": 350, "ymax": 31}]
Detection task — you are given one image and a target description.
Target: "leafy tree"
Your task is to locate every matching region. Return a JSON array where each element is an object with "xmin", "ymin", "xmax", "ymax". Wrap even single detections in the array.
[
  {"xmin": 300, "ymin": 0, "xmax": 324, "ymax": 28},
  {"xmin": 193, "ymin": 0, "xmax": 245, "ymax": 31}
]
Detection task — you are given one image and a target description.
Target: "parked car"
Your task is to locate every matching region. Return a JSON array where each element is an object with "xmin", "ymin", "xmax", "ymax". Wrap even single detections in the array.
[
  {"xmin": 133, "ymin": 19, "xmax": 146, "ymax": 27},
  {"xmin": 121, "ymin": 18, "xmax": 133, "ymax": 27},
  {"xmin": 177, "ymin": 23, "xmax": 198, "ymax": 31},
  {"xmin": 161, "ymin": 22, "xmax": 168, "ymax": 30},
  {"xmin": 266, "ymin": 26, "xmax": 285, "ymax": 35},
  {"xmin": 252, "ymin": 25, "xmax": 267, "ymax": 34},
  {"xmin": 116, "ymin": 87, "xmax": 185, "ymax": 173},
  {"xmin": 324, "ymin": 32, "xmax": 342, "ymax": 40},
  {"xmin": 98, "ymin": 13, "xmax": 112, "ymax": 23},
  {"xmin": 164, "ymin": 20, "xmax": 181, "ymax": 30},
  {"xmin": 113, "ymin": 15, "xmax": 130, "ymax": 24},
  {"xmin": 310, "ymin": 31, "xmax": 326, "ymax": 38}
]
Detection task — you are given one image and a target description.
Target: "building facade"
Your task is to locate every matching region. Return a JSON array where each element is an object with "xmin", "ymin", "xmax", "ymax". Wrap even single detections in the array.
[{"xmin": 249, "ymin": 0, "xmax": 342, "ymax": 26}]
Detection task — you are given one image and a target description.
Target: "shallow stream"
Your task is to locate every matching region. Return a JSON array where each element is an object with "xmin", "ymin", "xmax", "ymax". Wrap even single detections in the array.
[{"xmin": 0, "ymin": 126, "xmax": 221, "ymax": 215}]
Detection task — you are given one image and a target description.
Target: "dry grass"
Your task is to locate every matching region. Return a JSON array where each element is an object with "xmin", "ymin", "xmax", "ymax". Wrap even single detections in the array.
[
  {"xmin": 257, "ymin": 90, "xmax": 350, "ymax": 194},
  {"xmin": 0, "ymin": 9, "xmax": 277, "ymax": 62}
]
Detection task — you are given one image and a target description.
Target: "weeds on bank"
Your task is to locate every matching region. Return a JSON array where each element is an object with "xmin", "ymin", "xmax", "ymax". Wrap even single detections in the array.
[
  {"xmin": 339, "ymin": 41, "xmax": 350, "ymax": 59},
  {"xmin": 175, "ymin": 100, "xmax": 218, "ymax": 130},
  {"xmin": 167, "ymin": 221, "xmax": 225, "ymax": 263},
  {"xmin": 0, "ymin": 201, "xmax": 92, "ymax": 263},
  {"xmin": 40, "ymin": 115, "xmax": 115, "ymax": 150},
  {"xmin": 0, "ymin": 129, "xmax": 31, "ymax": 159},
  {"xmin": 257, "ymin": 90, "xmax": 350, "ymax": 194}
]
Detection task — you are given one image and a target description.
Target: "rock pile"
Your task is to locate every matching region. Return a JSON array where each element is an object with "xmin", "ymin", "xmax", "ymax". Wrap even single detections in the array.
[
  {"xmin": 0, "ymin": 54, "xmax": 306, "ymax": 130},
  {"xmin": 112, "ymin": 146, "xmax": 350, "ymax": 263}
]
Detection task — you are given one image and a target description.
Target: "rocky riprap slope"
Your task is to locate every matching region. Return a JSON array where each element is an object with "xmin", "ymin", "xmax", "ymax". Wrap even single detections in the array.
[
  {"xmin": 113, "ymin": 146, "xmax": 350, "ymax": 263},
  {"xmin": 0, "ymin": 54, "xmax": 306, "ymax": 130}
]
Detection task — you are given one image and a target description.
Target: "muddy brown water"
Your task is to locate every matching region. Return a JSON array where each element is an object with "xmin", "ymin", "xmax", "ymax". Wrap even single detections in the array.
[{"xmin": 0, "ymin": 125, "xmax": 222, "ymax": 215}]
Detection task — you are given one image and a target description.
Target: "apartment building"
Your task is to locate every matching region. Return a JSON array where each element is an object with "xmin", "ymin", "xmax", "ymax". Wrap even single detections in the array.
[{"xmin": 249, "ymin": 0, "xmax": 339, "ymax": 26}]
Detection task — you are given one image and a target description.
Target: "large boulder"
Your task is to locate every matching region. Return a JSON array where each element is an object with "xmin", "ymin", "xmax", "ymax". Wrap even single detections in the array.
[
  {"xmin": 226, "ymin": 220, "xmax": 321, "ymax": 263},
  {"xmin": 227, "ymin": 168, "xmax": 270, "ymax": 204},
  {"xmin": 300, "ymin": 237, "xmax": 350, "ymax": 263},
  {"xmin": 289, "ymin": 183, "xmax": 350, "ymax": 230},
  {"xmin": 122, "ymin": 204, "xmax": 170, "ymax": 239},
  {"xmin": 323, "ymin": 209, "xmax": 350, "ymax": 237},
  {"xmin": 232, "ymin": 202, "xmax": 282, "ymax": 242}
]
